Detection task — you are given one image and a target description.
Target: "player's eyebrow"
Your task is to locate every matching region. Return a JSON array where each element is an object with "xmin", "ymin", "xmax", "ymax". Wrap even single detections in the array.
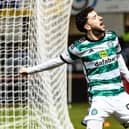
[
  {"xmin": 88, "ymin": 12, "xmax": 98, "ymax": 19},
  {"xmin": 92, "ymin": 12, "xmax": 99, "ymax": 18}
]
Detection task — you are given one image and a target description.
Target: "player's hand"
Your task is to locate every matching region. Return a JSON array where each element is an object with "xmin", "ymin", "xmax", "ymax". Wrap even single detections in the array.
[{"xmin": 19, "ymin": 67, "xmax": 28, "ymax": 75}]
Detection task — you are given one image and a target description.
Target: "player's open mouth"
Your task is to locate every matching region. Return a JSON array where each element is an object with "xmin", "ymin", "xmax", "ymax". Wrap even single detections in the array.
[
  {"xmin": 100, "ymin": 22, "xmax": 104, "ymax": 26},
  {"xmin": 100, "ymin": 22, "xmax": 105, "ymax": 29}
]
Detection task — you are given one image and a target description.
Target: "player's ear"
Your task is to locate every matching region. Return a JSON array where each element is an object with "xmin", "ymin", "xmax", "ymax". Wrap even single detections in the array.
[{"xmin": 84, "ymin": 23, "xmax": 91, "ymax": 31}]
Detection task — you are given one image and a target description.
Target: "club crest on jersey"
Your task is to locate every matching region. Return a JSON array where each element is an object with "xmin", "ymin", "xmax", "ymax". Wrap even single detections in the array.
[
  {"xmin": 107, "ymin": 41, "xmax": 114, "ymax": 48},
  {"xmin": 99, "ymin": 50, "xmax": 108, "ymax": 59},
  {"xmin": 91, "ymin": 108, "xmax": 98, "ymax": 115}
]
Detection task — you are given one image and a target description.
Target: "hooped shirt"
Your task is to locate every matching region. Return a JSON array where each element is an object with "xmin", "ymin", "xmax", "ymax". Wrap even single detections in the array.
[{"xmin": 60, "ymin": 31, "xmax": 124, "ymax": 97}]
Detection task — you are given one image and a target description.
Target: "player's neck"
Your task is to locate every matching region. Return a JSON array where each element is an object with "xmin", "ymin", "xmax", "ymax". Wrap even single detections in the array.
[{"xmin": 87, "ymin": 30, "xmax": 105, "ymax": 41}]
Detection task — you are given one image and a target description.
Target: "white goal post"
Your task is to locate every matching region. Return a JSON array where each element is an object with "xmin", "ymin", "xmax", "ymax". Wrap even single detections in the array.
[{"xmin": 0, "ymin": 0, "xmax": 74, "ymax": 129}]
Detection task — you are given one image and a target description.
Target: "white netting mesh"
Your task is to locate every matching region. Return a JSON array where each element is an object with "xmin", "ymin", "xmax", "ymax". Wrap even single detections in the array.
[{"xmin": 0, "ymin": 0, "xmax": 74, "ymax": 129}]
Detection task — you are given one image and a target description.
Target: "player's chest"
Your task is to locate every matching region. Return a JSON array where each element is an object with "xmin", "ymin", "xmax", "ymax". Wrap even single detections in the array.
[{"xmin": 80, "ymin": 40, "xmax": 118, "ymax": 61}]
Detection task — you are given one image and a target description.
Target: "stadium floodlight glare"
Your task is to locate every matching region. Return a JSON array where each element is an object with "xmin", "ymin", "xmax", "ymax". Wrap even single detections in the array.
[{"xmin": 0, "ymin": 0, "xmax": 74, "ymax": 129}]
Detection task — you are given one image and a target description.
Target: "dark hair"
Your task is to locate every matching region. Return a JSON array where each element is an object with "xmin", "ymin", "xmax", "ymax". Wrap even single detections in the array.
[{"xmin": 75, "ymin": 6, "xmax": 94, "ymax": 32}]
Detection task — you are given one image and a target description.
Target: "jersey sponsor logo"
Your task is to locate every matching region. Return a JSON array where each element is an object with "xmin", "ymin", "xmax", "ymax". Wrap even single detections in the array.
[
  {"xmin": 95, "ymin": 56, "xmax": 116, "ymax": 67},
  {"xmin": 99, "ymin": 50, "xmax": 108, "ymax": 59}
]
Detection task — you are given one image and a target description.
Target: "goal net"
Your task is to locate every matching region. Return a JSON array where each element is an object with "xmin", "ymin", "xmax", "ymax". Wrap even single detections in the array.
[{"xmin": 0, "ymin": 0, "xmax": 74, "ymax": 129}]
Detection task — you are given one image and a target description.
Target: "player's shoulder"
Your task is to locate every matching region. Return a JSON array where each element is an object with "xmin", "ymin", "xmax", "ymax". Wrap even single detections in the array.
[
  {"xmin": 68, "ymin": 36, "xmax": 88, "ymax": 52},
  {"xmin": 74, "ymin": 36, "xmax": 86, "ymax": 44},
  {"xmin": 73, "ymin": 36, "xmax": 87, "ymax": 46}
]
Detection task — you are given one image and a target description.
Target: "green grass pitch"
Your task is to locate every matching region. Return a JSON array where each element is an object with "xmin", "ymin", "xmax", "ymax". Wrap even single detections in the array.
[
  {"xmin": 69, "ymin": 103, "xmax": 124, "ymax": 129},
  {"xmin": 0, "ymin": 103, "xmax": 124, "ymax": 129}
]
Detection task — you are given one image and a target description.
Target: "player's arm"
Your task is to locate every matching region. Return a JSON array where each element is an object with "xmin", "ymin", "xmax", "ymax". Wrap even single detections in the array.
[
  {"xmin": 117, "ymin": 36, "xmax": 129, "ymax": 82},
  {"xmin": 19, "ymin": 42, "xmax": 80, "ymax": 75},
  {"xmin": 19, "ymin": 56, "xmax": 65, "ymax": 74},
  {"xmin": 117, "ymin": 53, "xmax": 129, "ymax": 82},
  {"xmin": 19, "ymin": 50, "xmax": 77, "ymax": 75}
]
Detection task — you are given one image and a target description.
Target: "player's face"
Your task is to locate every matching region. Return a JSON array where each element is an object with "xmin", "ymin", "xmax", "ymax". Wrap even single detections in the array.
[{"xmin": 86, "ymin": 10, "xmax": 106, "ymax": 32}]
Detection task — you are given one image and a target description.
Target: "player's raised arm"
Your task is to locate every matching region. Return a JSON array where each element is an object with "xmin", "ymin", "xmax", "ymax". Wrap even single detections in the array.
[
  {"xmin": 19, "ymin": 45, "xmax": 80, "ymax": 75},
  {"xmin": 117, "ymin": 53, "xmax": 129, "ymax": 82},
  {"xmin": 19, "ymin": 56, "xmax": 65, "ymax": 75}
]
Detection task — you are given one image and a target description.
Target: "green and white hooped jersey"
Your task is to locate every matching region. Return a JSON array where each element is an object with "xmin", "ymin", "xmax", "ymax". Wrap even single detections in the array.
[{"xmin": 60, "ymin": 31, "xmax": 124, "ymax": 97}]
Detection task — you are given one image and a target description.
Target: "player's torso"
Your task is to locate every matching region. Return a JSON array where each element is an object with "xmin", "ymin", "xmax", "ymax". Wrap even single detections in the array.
[{"xmin": 73, "ymin": 31, "xmax": 124, "ymax": 97}]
